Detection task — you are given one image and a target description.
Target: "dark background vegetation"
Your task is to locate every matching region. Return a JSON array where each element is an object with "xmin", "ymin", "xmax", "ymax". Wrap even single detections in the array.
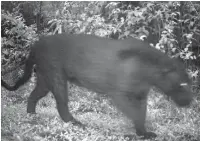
[{"xmin": 1, "ymin": 1, "xmax": 200, "ymax": 141}]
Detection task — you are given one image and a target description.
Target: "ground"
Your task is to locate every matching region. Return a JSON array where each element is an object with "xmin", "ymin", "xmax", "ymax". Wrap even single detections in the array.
[{"xmin": 1, "ymin": 79, "xmax": 200, "ymax": 141}]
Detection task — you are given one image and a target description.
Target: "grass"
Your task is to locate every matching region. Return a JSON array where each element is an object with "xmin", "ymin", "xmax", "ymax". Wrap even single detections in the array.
[{"xmin": 1, "ymin": 80, "xmax": 200, "ymax": 141}]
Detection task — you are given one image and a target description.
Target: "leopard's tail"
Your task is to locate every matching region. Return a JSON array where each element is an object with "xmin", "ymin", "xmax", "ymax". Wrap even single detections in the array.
[{"xmin": 2, "ymin": 50, "xmax": 35, "ymax": 91}]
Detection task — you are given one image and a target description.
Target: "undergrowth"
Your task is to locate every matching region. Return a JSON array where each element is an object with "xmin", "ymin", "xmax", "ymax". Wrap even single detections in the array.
[{"xmin": 1, "ymin": 80, "xmax": 200, "ymax": 141}]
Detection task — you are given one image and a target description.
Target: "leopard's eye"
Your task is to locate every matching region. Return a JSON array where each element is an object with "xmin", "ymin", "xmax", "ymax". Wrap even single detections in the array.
[{"xmin": 180, "ymin": 83, "xmax": 188, "ymax": 86}]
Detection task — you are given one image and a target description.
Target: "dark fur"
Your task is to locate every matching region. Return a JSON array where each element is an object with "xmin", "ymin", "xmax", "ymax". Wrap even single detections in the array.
[{"xmin": 2, "ymin": 34, "xmax": 193, "ymax": 139}]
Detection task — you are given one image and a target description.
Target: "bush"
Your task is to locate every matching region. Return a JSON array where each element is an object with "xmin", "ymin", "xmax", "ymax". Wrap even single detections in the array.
[{"xmin": 1, "ymin": 10, "xmax": 37, "ymax": 75}]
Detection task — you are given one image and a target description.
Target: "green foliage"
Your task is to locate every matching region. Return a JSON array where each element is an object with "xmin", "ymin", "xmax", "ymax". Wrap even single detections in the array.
[
  {"xmin": 104, "ymin": 2, "xmax": 200, "ymax": 61},
  {"xmin": 1, "ymin": 10, "xmax": 37, "ymax": 73},
  {"xmin": 47, "ymin": 2, "xmax": 117, "ymax": 37},
  {"xmin": 2, "ymin": 2, "xmax": 199, "ymax": 72}
]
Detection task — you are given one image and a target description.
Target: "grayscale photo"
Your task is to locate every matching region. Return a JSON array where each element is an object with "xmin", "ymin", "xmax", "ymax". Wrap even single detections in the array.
[{"xmin": 1, "ymin": 1, "xmax": 200, "ymax": 141}]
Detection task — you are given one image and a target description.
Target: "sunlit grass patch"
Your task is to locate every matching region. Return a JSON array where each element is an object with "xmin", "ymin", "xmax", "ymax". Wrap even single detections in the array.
[{"xmin": 1, "ymin": 81, "xmax": 200, "ymax": 141}]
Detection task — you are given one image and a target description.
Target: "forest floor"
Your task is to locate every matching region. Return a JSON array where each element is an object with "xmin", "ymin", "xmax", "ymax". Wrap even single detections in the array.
[{"xmin": 1, "ymin": 79, "xmax": 200, "ymax": 141}]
